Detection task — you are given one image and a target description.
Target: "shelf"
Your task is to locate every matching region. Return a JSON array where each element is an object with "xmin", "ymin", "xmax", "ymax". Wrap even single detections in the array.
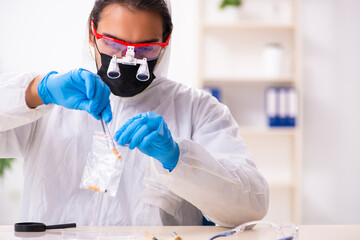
[
  {"xmin": 268, "ymin": 181, "xmax": 296, "ymax": 189},
  {"xmin": 203, "ymin": 22, "xmax": 295, "ymax": 31},
  {"xmin": 203, "ymin": 76, "xmax": 295, "ymax": 84},
  {"xmin": 238, "ymin": 126, "xmax": 298, "ymax": 136},
  {"xmin": 199, "ymin": 0, "xmax": 302, "ymax": 223}
]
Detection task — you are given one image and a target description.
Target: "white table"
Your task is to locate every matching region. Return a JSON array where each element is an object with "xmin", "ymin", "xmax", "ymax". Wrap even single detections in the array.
[{"xmin": 0, "ymin": 225, "xmax": 359, "ymax": 240}]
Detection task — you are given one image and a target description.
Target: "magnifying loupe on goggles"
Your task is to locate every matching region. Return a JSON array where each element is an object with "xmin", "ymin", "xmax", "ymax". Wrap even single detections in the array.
[
  {"xmin": 91, "ymin": 19, "xmax": 170, "ymax": 81},
  {"xmin": 107, "ymin": 47, "xmax": 150, "ymax": 81}
]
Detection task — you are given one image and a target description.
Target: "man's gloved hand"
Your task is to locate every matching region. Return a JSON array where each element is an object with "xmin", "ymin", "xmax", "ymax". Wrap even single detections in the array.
[
  {"xmin": 37, "ymin": 68, "xmax": 112, "ymax": 123},
  {"xmin": 114, "ymin": 112, "xmax": 180, "ymax": 171}
]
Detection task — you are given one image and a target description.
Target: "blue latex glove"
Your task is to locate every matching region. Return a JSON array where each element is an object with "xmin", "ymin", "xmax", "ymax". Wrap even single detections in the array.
[
  {"xmin": 37, "ymin": 68, "xmax": 112, "ymax": 123},
  {"xmin": 114, "ymin": 112, "xmax": 180, "ymax": 171}
]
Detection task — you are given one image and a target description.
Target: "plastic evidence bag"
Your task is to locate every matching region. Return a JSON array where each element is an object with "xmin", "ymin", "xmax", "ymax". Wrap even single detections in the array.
[{"xmin": 80, "ymin": 131, "xmax": 124, "ymax": 197}]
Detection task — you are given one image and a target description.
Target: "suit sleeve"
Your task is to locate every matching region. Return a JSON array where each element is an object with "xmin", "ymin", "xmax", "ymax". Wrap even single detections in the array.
[{"xmin": 0, "ymin": 72, "xmax": 52, "ymax": 158}]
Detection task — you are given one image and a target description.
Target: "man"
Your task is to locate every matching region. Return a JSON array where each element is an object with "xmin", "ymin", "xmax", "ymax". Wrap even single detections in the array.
[{"xmin": 0, "ymin": 0, "xmax": 269, "ymax": 227}]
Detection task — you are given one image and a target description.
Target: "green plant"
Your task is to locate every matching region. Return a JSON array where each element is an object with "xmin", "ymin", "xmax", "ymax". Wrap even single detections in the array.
[
  {"xmin": 220, "ymin": 0, "xmax": 242, "ymax": 9},
  {"xmin": 0, "ymin": 158, "xmax": 15, "ymax": 178}
]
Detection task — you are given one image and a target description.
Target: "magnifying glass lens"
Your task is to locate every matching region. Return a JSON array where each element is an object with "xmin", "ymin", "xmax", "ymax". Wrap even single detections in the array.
[{"xmin": 15, "ymin": 222, "xmax": 46, "ymax": 232}]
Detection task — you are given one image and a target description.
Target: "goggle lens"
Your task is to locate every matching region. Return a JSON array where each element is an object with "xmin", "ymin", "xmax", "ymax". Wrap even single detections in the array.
[
  {"xmin": 135, "ymin": 45, "xmax": 162, "ymax": 60},
  {"xmin": 97, "ymin": 38, "xmax": 162, "ymax": 60}
]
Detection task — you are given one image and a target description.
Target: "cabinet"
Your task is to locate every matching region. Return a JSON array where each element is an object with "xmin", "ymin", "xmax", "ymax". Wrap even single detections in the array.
[{"xmin": 197, "ymin": 0, "xmax": 302, "ymax": 223}]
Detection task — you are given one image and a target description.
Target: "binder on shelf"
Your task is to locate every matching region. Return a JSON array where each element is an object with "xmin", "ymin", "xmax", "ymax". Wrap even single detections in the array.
[
  {"xmin": 287, "ymin": 87, "xmax": 297, "ymax": 127},
  {"xmin": 278, "ymin": 87, "xmax": 287, "ymax": 126},
  {"xmin": 265, "ymin": 87, "xmax": 297, "ymax": 127},
  {"xmin": 265, "ymin": 87, "xmax": 279, "ymax": 126}
]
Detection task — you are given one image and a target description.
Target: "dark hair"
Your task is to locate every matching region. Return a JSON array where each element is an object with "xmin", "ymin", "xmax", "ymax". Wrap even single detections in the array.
[{"xmin": 88, "ymin": 0, "xmax": 173, "ymax": 42}]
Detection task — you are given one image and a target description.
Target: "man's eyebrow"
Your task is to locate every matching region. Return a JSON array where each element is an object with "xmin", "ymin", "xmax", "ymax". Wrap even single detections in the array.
[{"xmin": 103, "ymin": 33, "xmax": 160, "ymax": 44}]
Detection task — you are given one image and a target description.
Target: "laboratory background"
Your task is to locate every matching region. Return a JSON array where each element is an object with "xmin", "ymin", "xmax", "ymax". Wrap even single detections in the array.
[{"xmin": 0, "ymin": 0, "xmax": 359, "ymax": 225}]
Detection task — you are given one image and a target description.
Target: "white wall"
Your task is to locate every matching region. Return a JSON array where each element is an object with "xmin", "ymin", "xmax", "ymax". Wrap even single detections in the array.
[
  {"xmin": 167, "ymin": 0, "xmax": 199, "ymax": 88},
  {"xmin": 0, "ymin": 0, "xmax": 94, "ymax": 73},
  {"xmin": 302, "ymin": 0, "xmax": 360, "ymax": 224}
]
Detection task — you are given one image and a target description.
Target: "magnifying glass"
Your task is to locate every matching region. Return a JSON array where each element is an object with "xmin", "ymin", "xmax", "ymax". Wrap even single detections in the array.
[{"xmin": 14, "ymin": 222, "xmax": 76, "ymax": 232}]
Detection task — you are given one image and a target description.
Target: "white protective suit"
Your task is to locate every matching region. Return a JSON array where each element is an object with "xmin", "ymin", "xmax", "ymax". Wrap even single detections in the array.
[{"xmin": 0, "ymin": 0, "xmax": 269, "ymax": 227}]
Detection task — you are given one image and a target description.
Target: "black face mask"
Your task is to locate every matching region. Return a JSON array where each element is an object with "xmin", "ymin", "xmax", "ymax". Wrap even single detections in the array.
[{"xmin": 97, "ymin": 53, "xmax": 157, "ymax": 97}]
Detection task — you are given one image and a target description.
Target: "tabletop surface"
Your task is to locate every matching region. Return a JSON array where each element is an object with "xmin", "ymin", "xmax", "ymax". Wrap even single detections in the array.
[{"xmin": 1, "ymin": 225, "xmax": 360, "ymax": 240}]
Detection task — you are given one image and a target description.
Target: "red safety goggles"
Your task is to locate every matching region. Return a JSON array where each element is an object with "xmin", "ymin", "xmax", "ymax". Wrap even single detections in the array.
[{"xmin": 92, "ymin": 19, "xmax": 170, "ymax": 60}]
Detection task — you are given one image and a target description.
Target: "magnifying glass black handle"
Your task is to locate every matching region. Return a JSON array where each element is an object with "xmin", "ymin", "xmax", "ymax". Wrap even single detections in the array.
[{"xmin": 46, "ymin": 223, "xmax": 76, "ymax": 230}]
